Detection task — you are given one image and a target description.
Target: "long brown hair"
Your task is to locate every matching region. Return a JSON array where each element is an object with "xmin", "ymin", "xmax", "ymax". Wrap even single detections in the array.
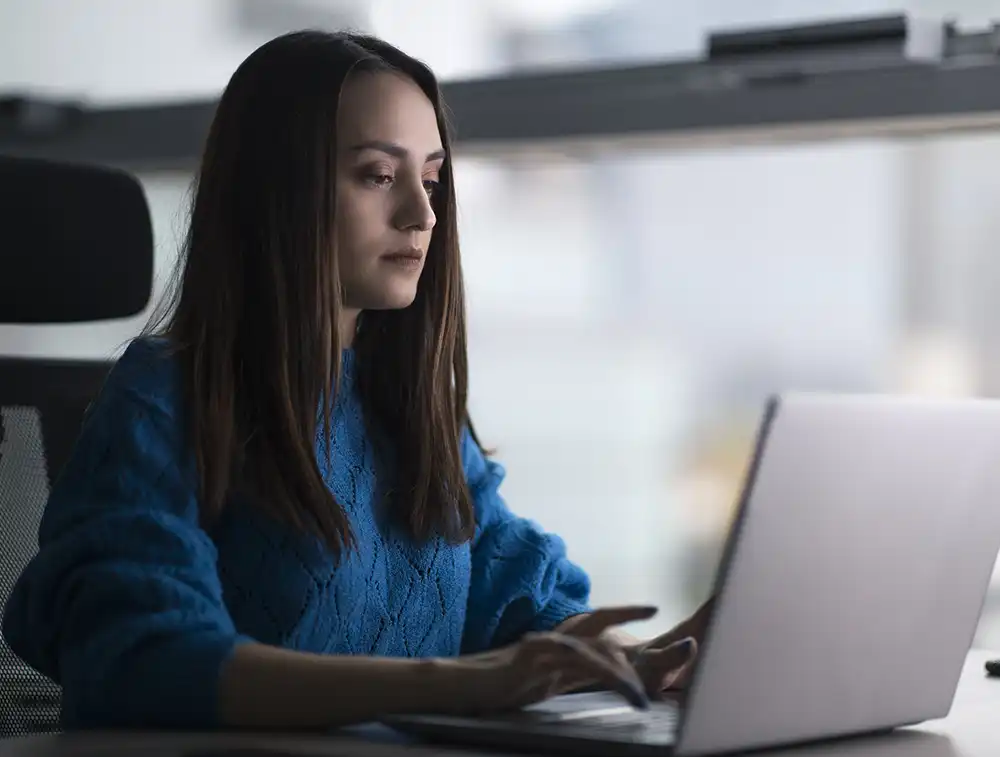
[{"xmin": 145, "ymin": 30, "xmax": 477, "ymax": 557}]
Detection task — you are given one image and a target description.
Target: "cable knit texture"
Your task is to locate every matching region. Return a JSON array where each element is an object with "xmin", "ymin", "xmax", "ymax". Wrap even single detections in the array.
[{"xmin": 1, "ymin": 338, "xmax": 591, "ymax": 730}]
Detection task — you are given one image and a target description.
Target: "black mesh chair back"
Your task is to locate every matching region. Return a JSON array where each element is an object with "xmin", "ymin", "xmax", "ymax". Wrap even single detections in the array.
[
  {"xmin": 0, "ymin": 358, "xmax": 111, "ymax": 736},
  {"xmin": 0, "ymin": 155, "xmax": 154, "ymax": 737}
]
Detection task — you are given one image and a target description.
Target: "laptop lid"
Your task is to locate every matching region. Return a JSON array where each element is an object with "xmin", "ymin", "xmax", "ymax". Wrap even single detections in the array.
[{"xmin": 676, "ymin": 393, "xmax": 1000, "ymax": 756}]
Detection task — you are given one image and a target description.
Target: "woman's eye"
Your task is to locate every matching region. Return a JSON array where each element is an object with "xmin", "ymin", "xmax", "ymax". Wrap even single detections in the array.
[
  {"xmin": 423, "ymin": 179, "xmax": 441, "ymax": 198},
  {"xmin": 366, "ymin": 173, "xmax": 394, "ymax": 188}
]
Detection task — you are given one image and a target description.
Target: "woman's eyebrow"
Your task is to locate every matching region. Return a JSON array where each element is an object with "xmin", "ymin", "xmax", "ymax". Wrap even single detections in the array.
[{"xmin": 348, "ymin": 140, "xmax": 447, "ymax": 162}]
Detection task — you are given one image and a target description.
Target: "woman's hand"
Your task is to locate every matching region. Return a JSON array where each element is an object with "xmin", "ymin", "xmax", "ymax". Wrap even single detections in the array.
[
  {"xmin": 629, "ymin": 597, "xmax": 714, "ymax": 694},
  {"xmin": 559, "ymin": 597, "xmax": 714, "ymax": 698},
  {"xmin": 451, "ymin": 606, "xmax": 658, "ymax": 714}
]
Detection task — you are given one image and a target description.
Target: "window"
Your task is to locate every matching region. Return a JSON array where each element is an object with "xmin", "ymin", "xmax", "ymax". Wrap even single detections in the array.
[{"xmin": 454, "ymin": 140, "xmax": 904, "ymax": 636}]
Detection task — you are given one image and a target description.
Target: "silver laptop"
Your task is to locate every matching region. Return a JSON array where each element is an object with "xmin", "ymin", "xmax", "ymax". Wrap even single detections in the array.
[{"xmin": 385, "ymin": 393, "xmax": 1000, "ymax": 756}]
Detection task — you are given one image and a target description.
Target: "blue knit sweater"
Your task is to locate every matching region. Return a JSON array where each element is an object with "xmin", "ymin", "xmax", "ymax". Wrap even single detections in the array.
[{"xmin": 2, "ymin": 338, "xmax": 591, "ymax": 730}]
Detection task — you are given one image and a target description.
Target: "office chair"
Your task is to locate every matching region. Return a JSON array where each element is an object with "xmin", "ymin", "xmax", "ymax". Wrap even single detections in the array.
[{"xmin": 0, "ymin": 155, "xmax": 154, "ymax": 736}]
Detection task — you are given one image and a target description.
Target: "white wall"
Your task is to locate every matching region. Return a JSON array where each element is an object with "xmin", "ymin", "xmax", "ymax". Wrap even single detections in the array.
[
  {"xmin": 0, "ymin": 0, "xmax": 499, "ymax": 104},
  {"xmin": 0, "ymin": 0, "xmax": 919, "ymax": 104},
  {"xmin": 1, "ymin": 1, "xmax": 263, "ymax": 105}
]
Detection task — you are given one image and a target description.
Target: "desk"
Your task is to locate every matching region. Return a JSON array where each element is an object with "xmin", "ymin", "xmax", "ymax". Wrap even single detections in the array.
[{"xmin": 2, "ymin": 649, "xmax": 998, "ymax": 757}]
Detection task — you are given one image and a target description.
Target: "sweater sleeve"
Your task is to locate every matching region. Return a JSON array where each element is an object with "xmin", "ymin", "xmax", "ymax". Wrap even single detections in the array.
[
  {"xmin": 460, "ymin": 428, "xmax": 592, "ymax": 653},
  {"xmin": 1, "ymin": 339, "xmax": 253, "ymax": 730}
]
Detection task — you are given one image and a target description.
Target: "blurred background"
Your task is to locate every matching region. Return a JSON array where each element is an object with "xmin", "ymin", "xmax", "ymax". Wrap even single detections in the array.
[{"xmin": 5, "ymin": 0, "xmax": 1000, "ymax": 645}]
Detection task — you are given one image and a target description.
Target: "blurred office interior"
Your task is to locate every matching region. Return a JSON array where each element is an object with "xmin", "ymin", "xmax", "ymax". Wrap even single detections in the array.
[{"xmin": 4, "ymin": 0, "xmax": 1000, "ymax": 645}]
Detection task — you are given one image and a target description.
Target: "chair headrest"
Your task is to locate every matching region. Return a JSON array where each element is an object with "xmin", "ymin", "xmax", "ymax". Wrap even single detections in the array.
[{"xmin": 0, "ymin": 156, "xmax": 154, "ymax": 323}]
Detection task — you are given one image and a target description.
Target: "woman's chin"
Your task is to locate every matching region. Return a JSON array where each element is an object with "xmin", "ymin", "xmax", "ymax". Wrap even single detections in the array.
[{"xmin": 359, "ymin": 287, "xmax": 420, "ymax": 312}]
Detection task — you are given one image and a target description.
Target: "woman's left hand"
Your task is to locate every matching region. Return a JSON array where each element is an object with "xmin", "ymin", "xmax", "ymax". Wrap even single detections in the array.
[
  {"xmin": 560, "ymin": 597, "xmax": 714, "ymax": 698},
  {"xmin": 629, "ymin": 597, "xmax": 714, "ymax": 695}
]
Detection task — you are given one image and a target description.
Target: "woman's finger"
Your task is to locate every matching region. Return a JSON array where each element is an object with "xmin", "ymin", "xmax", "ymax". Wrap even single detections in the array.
[
  {"xmin": 564, "ymin": 605, "xmax": 658, "ymax": 638},
  {"xmin": 640, "ymin": 637, "xmax": 699, "ymax": 693}
]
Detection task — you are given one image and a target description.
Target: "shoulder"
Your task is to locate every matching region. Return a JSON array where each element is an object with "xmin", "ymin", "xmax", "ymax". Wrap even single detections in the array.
[
  {"xmin": 459, "ymin": 425, "xmax": 511, "ymax": 537},
  {"xmin": 99, "ymin": 336, "xmax": 184, "ymax": 420},
  {"xmin": 460, "ymin": 425, "xmax": 504, "ymax": 488},
  {"xmin": 71, "ymin": 336, "xmax": 188, "ymax": 464},
  {"xmin": 38, "ymin": 337, "xmax": 200, "ymax": 540}
]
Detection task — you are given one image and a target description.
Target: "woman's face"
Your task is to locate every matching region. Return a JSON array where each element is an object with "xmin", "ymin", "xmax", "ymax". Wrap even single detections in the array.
[{"xmin": 335, "ymin": 70, "xmax": 445, "ymax": 313}]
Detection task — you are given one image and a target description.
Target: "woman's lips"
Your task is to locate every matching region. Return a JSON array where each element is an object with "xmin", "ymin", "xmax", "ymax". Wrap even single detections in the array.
[{"xmin": 382, "ymin": 247, "xmax": 424, "ymax": 269}]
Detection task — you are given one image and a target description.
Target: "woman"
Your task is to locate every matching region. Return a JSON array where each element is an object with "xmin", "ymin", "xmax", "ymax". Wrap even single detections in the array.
[{"xmin": 2, "ymin": 30, "xmax": 710, "ymax": 731}]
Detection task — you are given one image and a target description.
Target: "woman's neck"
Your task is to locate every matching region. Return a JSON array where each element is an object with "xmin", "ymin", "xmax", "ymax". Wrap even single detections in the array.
[{"xmin": 340, "ymin": 309, "xmax": 360, "ymax": 347}]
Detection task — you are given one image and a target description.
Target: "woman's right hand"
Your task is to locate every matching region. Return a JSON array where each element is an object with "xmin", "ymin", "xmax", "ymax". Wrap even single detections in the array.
[{"xmin": 450, "ymin": 606, "xmax": 657, "ymax": 715}]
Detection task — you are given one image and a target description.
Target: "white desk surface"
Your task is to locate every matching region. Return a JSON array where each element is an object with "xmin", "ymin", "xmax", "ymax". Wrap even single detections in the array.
[{"xmin": 2, "ymin": 649, "xmax": 998, "ymax": 757}]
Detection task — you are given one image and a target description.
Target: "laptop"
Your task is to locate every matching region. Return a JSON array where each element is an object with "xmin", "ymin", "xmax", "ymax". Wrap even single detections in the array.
[{"xmin": 385, "ymin": 393, "xmax": 1000, "ymax": 756}]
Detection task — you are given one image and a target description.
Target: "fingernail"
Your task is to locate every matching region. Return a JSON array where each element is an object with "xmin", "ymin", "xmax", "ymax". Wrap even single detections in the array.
[{"xmin": 677, "ymin": 636, "xmax": 697, "ymax": 659}]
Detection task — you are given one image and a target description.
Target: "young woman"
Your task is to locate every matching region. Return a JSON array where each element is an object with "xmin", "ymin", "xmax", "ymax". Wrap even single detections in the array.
[{"xmin": 2, "ymin": 30, "xmax": 710, "ymax": 731}]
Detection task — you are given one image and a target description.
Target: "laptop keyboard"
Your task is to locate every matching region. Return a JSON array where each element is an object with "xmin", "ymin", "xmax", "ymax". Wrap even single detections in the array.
[{"xmin": 516, "ymin": 697, "xmax": 680, "ymax": 744}]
